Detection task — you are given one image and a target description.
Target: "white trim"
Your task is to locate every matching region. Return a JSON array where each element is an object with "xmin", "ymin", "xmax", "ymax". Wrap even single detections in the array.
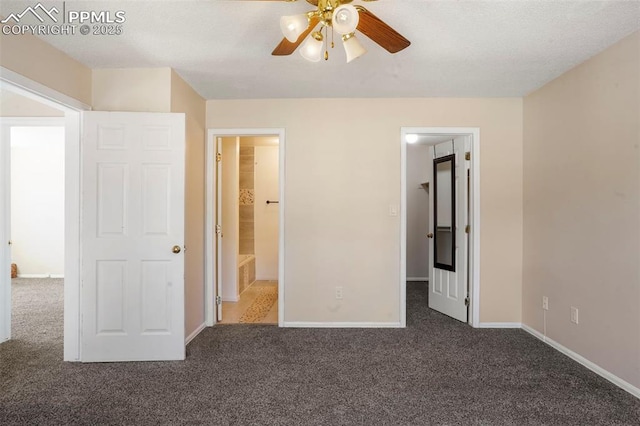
[
  {"xmin": 15, "ymin": 275, "xmax": 65, "ymax": 279},
  {"xmin": 522, "ymin": 324, "xmax": 640, "ymax": 399},
  {"xmin": 284, "ymin": 321, "xmax": 403, "ymax": 328},
  {"xmin": 400, "ymin": 127, "xmax": 481, "ymax": 328},
  {"xmin": 222, "ymin": 296, "xmax": 239, "ymax": 303},
  {"xmin": 0, "ymin": 67, "xmax": 91, "ymax": 112},
  {"xmin": 205, "ymin": 129, "xmax": 286, "ymax": 327},
  {"xmin": 477, "ymin": 322, "xmax": 522, "ymax": 328},
  {"xmin": 400, "ymin": 135, "xmax": 407, "ymax": 327},
  {"xmin": 204, "ymin": 137, "xmax": 215, "ymax": 326},
  {"xmin": 63, "ymin": 111, "xmax": 82, "ymax": 361},
  {"xmin": 0, "ymin": 123, "xmax": 10, "ymax": 344},
  {"xmin": 185, "ymin": 322, "xmax": 206, "ymax": 345},
  {"xmin": 0, "ymin": 117, "xmax": 65, "ymax": 126},
  {"xmin": 0, "ymin": 69, "xmax": 89, "ymax": 361},
  {"xmin": 407, "ymin": 277, "xmax": 429, "ymax": 282}
]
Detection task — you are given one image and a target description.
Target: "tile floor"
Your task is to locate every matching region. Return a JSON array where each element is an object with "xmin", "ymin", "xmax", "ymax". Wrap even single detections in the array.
[{"xmin": 220, "ymin": 281, "xmax": 278, "ymax": 324}]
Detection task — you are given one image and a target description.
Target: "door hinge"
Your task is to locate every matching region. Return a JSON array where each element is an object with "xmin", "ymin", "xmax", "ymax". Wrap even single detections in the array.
[
  {"xmin": 216, "ymin": 152, "xmax": 222, "ymax": 162},
  {"xmin": 7, "ymin": 240, "xmax": 12, "ymax": 246},
  {"xmin": 215, "ymin": 224, "xmax": 222, "ymax": 235},
  {"xmin": 465, "ymin": 152, "xmax": 471, "ymax": 161},
  {"xmin": 216, "ymin": 296, "xmax": 222, "ymax": 305},
  {"xmin": 465, "ymin": 296, "xmax": 470, "ymax": 306},
  {"xmin": 465, "ymin": 225, "xmax": 470, "ymax": 234}
]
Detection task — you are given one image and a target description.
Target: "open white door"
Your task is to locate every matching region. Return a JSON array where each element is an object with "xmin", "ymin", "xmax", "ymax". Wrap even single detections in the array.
[
  {"xmin": 0, "ymin": 125, "xmax": 11, "ymax": 343},
  {"xmin": 81, "ymin": 112, "xmax": 185, "ymax": 362},
  {"xmin": 215, "ymin": 138, "xmax": 223, "ymax": 322},
  {"xmin": 428, "ymin": 137, "xmax": 469, "ymax": 322}
]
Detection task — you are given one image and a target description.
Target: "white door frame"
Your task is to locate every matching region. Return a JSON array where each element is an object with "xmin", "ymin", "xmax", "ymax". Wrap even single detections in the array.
[
  {"xmin": 0, "ymin": 66, "xmax": 91, "ymax": 360},
  {"xmin": 400, "ymin": 127, "xmax": 481, "ymax": 328},
  {"xmin": 205, "ymin": 129, "xmax": 286, "ymax": 327}
]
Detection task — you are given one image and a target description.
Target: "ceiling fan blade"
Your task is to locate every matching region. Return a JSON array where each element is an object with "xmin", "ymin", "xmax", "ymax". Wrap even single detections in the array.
[
  {"xmin": 356, "ymin": 7, "xmax": 411, "ymax": 54},
  {"xmin": 272, "ymin": 15, "xmax": 320, "ymax": 56}
]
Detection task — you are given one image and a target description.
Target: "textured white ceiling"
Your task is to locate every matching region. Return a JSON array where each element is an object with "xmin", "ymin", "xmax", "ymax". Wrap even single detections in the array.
[{"xmin": 1, "ymin": 0, "xmax": 639, "ymax": 99}]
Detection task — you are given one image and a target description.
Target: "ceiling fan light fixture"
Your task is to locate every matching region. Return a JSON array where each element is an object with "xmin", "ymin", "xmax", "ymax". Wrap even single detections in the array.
[
  {"xmin": 332, "ymin": 5, "xmax": 359, "ymax": 35},
  {"xmin": 300, "ymin": 31, "xmax": 324, "ymax": 62},
  {"xmin": 342, "ymin": 33, "xmax": 367, "ymax": 63},
  {"xmin": 405, "ymin": 134, "xmax": 419, "ymax": 144},
  {"xmin": 280, "ymin": 14, "xmax": 309, "ymax": 43}
]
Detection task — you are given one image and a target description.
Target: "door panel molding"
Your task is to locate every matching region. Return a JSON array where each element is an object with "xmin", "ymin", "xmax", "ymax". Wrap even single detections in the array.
[{"xmin": 81, "ymin": 112, "xmax": 185, "ymax": 362}]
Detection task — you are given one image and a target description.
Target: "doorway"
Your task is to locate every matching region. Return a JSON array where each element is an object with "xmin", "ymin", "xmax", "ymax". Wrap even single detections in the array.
[
  {"xmin": 400, "ymin": 127, "xmax": 481, "ymax": 327},
  {"xmin": 205, "ymin": 129, "xmax": 286, "ymax": 327},
  {"xmin": 0, "ymin": 69, "xmax": 89, "ymax": 360},
  {"xmin": 1, "ymin": 117, "xmax": 65, "ymax": 357}
]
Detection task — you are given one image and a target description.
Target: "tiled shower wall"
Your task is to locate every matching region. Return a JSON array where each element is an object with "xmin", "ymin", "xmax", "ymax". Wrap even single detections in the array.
[{"xmin": 239, "ymin": 146, "xmax": 255, "ymax": 254}]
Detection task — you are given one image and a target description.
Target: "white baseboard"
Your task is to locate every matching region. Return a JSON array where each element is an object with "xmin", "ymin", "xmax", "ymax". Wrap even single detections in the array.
[
  {"xmin": 522, "ymin": 324, "xmax": 640, "ymax": 399},
  {"xmin": 407, "ymin": 277, "xmax": 429, "ymax": 282},
  {"xmin": 185, "ymin": 322, "xmax": 206, "ymax": 345},
  {"xmin": 222, "ymin": 296, "xmax": 239, "ymax": 302},
  {"xmin": 283, "ymin": 321, "xmax": 403, "ymax": 328},
  {"xmin": 477, "ymin": 322, "xmax": 522, "ymax": 328},
  {"xmin": 16, "ymin": 274, "xmax": 64, "ymax": 279}
]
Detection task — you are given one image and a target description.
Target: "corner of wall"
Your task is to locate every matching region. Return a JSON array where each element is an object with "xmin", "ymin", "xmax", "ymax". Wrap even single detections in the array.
[
  {"xmin": 521, "ymin": 30, "xmax": 640, "ymax": 389},
  {"xmin": 168, "ymin": 68, "xmax": 207, "ymax": 338}
]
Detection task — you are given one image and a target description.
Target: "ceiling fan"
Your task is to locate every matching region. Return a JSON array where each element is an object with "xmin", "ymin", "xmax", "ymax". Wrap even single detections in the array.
[{"xmin": 268, "ymin": 0, "xmax": 411, "ymax": 63}]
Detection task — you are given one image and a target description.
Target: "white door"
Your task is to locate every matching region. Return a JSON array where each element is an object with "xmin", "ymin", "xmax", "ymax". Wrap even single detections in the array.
[
  {"xmin": 81, "ymin": 112, "xmax": 185, "ymax": 362},
  {"xmin": 215, "ymin": 138, "xmax": 223, "ymax": 322},
  {"xmin": 428, "ymin": 137, "xmax": 469, "ymax": 322},
  {"xmin": 0, "ymin": 125, "xmax": 11, "ymax": 343}
]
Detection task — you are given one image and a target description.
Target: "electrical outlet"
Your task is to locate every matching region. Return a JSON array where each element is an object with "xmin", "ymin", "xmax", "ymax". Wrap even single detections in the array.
[
  {"xmin": 571, "ymin": 306, "xmax": 579, "ymax": 324},
  {"xmin": 335, "ymin": 286, "xmax": 343, "ymax": 300},
  {"xmin": 542, "ymin": 296, "xmax": 549, "ymax": 311}
]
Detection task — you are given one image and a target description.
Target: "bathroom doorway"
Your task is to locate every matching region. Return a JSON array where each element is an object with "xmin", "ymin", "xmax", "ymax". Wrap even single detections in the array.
[{"xmin": 205, "ymin": 130, "xmax": 285, "ymax": 327}]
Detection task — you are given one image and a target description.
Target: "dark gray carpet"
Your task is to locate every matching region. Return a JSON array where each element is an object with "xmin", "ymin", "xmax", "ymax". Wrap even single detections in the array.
[{"xmin": 1, "ymin": 279, "xmax": 639, "ymax": 425}]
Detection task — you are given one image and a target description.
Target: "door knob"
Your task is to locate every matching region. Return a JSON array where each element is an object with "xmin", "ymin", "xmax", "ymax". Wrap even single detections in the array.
[
  {"xmin": 172, "ymin": 245, "xmax": 181, "ymax": 254},
  {"xmin": 427, "ymin": 233, "xmax": 433, "ymax": 238}
]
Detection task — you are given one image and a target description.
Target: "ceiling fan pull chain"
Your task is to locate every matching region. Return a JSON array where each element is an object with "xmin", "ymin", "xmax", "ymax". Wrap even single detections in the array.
[
  {"xmin": 331, "ymin": 26, "xmax": 335, "ymax": 49},
  {"xmin": 324, "ymin": 26, "xmax": 329, "ymax": 60}
]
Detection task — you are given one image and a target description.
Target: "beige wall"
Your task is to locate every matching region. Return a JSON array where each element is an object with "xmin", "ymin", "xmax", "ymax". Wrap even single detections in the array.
[
  {"xmin": 170, "ymin": 70, "xmax": 207, "ymax": 336},
  {"xmin": 207, "ymin": 98, "xmax": 523, "ymax": 323},
  {"xmin": 0, "ymin": 25, "xmax": 91, "ymax": 105},
  {"xmin": 92, "ymin": 68, "xmax": 172, "ymax": 112},
  {"xmin": 523, "ymin": 31, "xmax": 640, "ymax": 388}
]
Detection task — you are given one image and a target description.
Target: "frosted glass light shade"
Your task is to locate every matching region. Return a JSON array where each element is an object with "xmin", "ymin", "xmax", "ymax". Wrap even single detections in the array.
[
  {"xmin": 405, "ymin": 134, "xmax": 419, "ymax": 144},
  {"xmin": 280, "ymin": 14, "xmax": 309, "ymax": 43},
  {"xmin": 300, "ymin": 36, "xmax": 323, "ymax": 62},
  {"xmin": 343, "ymin": 34, "xmax": 367, "ymax": 63},
  {"xmin": 332, "ymin": 5, "xmax": 359, "ymax": 35}
]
